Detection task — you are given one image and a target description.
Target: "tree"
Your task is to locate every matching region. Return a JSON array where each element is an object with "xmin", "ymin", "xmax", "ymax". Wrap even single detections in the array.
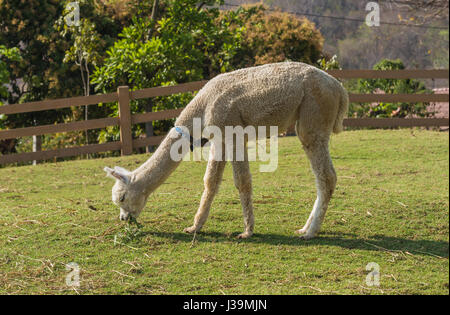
[
  {"xmin": 0, "ymin": 0, "xmax": 73, "ymax": 156},
  {"xmin": 0, "ymin": 0, "xmax": 142, "ymax": 154},
  {"xmin": 57, "ymin": 1, "xmax": 103, "ymax": 147},
  {"xmin": 0, "ymin": 45, "xmax": 21, "ymax": 154},
  {"xmin": 92, "ymin": 0, "xmax": 242, "ymax": 143},
  {"xmin": 225, "ymin": 4, "xmax": 324, "ymax": 69},
  {"xmin": 0, "ymin": 46, "xmax": 21, "ymax": 106}
]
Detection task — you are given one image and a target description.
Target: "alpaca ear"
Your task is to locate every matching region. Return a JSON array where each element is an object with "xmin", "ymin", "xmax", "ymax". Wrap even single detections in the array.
[
  {"xmin": 104, "ymin": 166, "xmax": 131, "ymax": 184},
  {"xmin": 114, "ymin": 166, "xmax": 131, "ymax": 175}
]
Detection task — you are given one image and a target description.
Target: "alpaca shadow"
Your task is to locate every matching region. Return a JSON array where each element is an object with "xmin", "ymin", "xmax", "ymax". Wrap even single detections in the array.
[{"xmin": 150, "ymin": 230, "xmax": 449, "ymax": 259}]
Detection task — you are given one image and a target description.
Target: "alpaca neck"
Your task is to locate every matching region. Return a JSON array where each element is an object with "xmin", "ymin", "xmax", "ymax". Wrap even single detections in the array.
[
  {"xmin": 132, "ymin": 97, "xmax": 205, "ymax": 195},
  {"xmin": 132, "ymin": 131, "xmax": 182, "ymax": 196},
  {"xmin": 174, "ymin": 96, "xmax": 206, "ymax": 133}
]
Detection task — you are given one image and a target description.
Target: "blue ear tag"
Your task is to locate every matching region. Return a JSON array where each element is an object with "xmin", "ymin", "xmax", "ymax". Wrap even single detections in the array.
[
  {"xmin": 175, "ymin": 126, "xmax": 190, "ymax": 140},
  {"xmin": 175, "ymin": 126, "xmax": 186, "ymax": 138},
  {"xmin": 174, "ymin": 126, "xmax": 209, "ymax": 151}
]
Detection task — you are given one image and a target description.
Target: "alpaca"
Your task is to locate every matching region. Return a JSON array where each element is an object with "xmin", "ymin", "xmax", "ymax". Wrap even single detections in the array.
[{"xmin": 104, "ymin": 62, "xmax": 348, "ymax": 239}]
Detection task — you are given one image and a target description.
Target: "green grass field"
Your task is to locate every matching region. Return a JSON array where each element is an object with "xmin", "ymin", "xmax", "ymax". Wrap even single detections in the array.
[{"xmin": 0, "ymin": 129, "xmax": 448, "ymax": 295}]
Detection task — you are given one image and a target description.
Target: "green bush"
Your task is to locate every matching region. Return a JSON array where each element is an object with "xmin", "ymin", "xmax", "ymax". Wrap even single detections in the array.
[{"xmin": 354, "ymin": 59, "xmax": 433, "ymax": 118}]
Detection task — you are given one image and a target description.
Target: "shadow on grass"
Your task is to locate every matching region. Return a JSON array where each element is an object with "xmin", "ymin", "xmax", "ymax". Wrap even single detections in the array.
[{"xmin": 149, "ymin": 230, "xmax": 449, "ymax": 259}]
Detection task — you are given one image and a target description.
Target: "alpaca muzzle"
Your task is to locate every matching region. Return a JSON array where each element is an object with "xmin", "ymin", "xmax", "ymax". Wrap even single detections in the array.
[{"xmin": 119, "ymin": 209, "xmax": 131, "ymax": 221}]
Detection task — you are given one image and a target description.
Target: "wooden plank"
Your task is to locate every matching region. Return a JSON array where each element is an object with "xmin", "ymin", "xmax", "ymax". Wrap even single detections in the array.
[
  {"xmin": 132, "ymin": 135, "xmax": 166, "ymax": 149},
  {"xmin": 327, "ymin": 69, "xmax": 449, "ymax": 79},
  {"xmin": 0, "ymin": 141, "xmax": 122, "ymax": 165},
  {"xmin": 132, "ymin": 108, "xmax": 184, "ymax": 124},
  {"xmin": 117, "ymin": 86, "xmax": 133, "ymax": 156},
  {"xmin": 343, "ymin": 118, "xmax": 449, "ymax": 127},
  {"xmin": 0, "ymin": 93, "xmax": 118, "ymax": 115},
  {"xmin": 130, "ymin": 81, "xmax": 208, "ymax": 100},
  {"xmin": 349, "ymin": 93, "xmax": 449, "ymax": 103},
  {"xmin": 0, "ymin": 117, "xmax": 119, "ymax": 140}
]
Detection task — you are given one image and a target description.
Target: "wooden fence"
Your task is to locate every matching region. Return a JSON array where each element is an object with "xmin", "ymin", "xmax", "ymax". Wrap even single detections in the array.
[{"xmin": 0, "ymin": 69, "xmax": 448, "ymax": 166}]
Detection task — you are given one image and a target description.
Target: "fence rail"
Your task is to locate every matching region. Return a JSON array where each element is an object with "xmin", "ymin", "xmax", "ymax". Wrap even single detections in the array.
[
  {"xmin": 0, "ymin": 69, "xmax": 448, "ymax": 166},
  {"xmin": 326, "ymin": 69, "xmax": 449, "ymax": 79}
]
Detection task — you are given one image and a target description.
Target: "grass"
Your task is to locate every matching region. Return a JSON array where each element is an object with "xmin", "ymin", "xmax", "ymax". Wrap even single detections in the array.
[{"xmin": 0, "ymin": 129, "xmax": 448, "ymax": 295}]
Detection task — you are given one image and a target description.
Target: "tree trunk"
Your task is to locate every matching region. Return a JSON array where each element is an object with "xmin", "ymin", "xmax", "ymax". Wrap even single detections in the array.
[
  {"xmin": 151, "ymin": 0, "xmax": 159, "ymax": 21},
  {"xmin": 147, "ymin": 0, "xmax": 159, "ymax": 39}
]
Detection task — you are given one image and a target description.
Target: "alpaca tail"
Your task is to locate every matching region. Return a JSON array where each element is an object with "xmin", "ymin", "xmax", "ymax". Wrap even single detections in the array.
[{"xmin": 333, "ymin": 86, "xmax": 349, "ymax": 134}]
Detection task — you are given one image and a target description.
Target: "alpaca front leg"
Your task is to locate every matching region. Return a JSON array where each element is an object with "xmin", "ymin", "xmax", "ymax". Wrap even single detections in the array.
[
  {"xmin": 295, "ymin": 203, "xmax": 314, "ymax": 235},
  {"xmin": 184, "ymin": 158, "xmax": 226, "ymax": 234},
  {"xmin": 232, "ymin": 160, "xmax": 254, "ymax": 239}
]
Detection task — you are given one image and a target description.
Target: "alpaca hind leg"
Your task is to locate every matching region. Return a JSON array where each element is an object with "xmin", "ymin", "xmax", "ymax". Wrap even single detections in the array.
[
  {"xmin": 294, "ymin": 121, "xmax": 312, "ymax": 233},
  {"xmin": 232, "ymin": 159, "xmax": 254, "ymax": 239},
  {"xmin": 296, "ymin": 135, "xmax": 337, "ymax": 239},
  {"xmin": 184, "ymin": 147, "xmax": 226, "ymax": 234},
  {"xmin": 294, "ymin": 121, "xmax": 314, "ymax": 234}
]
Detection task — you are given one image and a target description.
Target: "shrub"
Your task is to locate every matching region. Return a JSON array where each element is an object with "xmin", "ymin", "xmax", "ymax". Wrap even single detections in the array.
[
  {"xmin": 226, "ymin": 4, "xmax": 324, "ymax": 69},
  {"xmin": 355, "ymin": 59, "xmax": 433, "ymax": 118}
]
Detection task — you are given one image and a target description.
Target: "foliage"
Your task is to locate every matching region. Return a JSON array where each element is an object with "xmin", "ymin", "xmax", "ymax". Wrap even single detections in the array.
[
  {"xmin": 0, "ymin": 0, "xmax": 135, "ymax": 153},
  {"xmin": 229, "ymin": 0, "xmax": 448, "ymax": 70},
  {"xmin": 0, "ymin": 0, "xmax": 71, "ymax": 132},
  {"xmin": 93, "ymin": 0, "xmax": 239, "ymax": 92},
  {"xmin": 55, "ymin": 1, "xmax": 107, "ymax": 146},
  {"xmin": 0, "ymin": 46, "xmax": 21, "ymax": 102},
  {"xmin": 0, "ymin": 45, "xmax": 21, "ymax": 130},
  {"xmin": 91, "ymin": 2, "xmax": 327, "ymax": 142},
  {"xmin": 57, "ymin": 2, "xmax": 103, "ymax": 96},
  {"xmin": 225, "ymin": 4, "xmax": 324, "ymax": 69},
  {"xmin": 317, "ymin": 54, "xmax": 341, "ymax": 70},
  {"xmin": 355, "ymin": 59, "xmax": 432, "ymax": 118},
  {"xmin": 0, "ymin": 0, "xmax": 72, "ymax": 155},
  {"xmin": 91, "ymin": 0, "xmax": 243, "ymax": 142}
]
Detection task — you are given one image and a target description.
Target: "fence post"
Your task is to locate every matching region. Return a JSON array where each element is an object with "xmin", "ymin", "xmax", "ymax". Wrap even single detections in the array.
[
  {"xmin": 117, "ymin": 86, "xmax": 133, "ymax": 156},
  {"xmin": 32, "ymin": 135, "xmax": 42, "ymax": 165}
]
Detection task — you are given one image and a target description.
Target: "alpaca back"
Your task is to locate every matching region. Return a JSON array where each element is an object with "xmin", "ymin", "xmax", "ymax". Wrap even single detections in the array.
[{"xmin": 177, "ymin": 62, "xmax": 346, "ymax": 134}]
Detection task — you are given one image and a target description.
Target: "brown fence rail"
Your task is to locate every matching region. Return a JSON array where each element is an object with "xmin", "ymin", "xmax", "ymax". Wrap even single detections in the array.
[
  {"xmin": 326, "ymin": 69, "xmax": 449, "ymax": 79},
  {"xmin": 0, "ymin": 69, "xmax": 448, "ymax": 166}
]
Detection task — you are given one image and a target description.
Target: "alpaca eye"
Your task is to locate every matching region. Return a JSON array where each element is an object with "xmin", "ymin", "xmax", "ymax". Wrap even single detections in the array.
[{"xmin": 119, "ymin": 194, "xmax": 126, "ymax": 202}]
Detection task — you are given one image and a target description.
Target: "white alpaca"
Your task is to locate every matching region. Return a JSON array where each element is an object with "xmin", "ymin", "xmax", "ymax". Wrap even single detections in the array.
[{"xmin": 104, "ymin": 62, "xmax": 348, "ymax": 239}]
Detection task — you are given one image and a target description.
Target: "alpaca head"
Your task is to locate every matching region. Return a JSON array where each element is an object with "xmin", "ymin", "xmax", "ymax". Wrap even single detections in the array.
[{"xmin": 104, "ymin": 166, "xmax": 147, "ymax": 221}]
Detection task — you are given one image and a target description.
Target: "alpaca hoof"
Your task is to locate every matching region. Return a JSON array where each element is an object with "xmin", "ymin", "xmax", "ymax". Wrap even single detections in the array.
[
  {"xmin": 183, "ymin": 226, "xmax": 198, "ymax": 234},
  {"xmin": 237, "ymin": 232, "xmax": 253, "ymax": 239},
  {"xmin": 295, "ymin": 228, "xmax": 317, "ymax": 240},
  {"xmin": 295, "ymin": 228, "xmax": 308, "ymax": 235},
  {"xmin": 297, "ymin": 233, "xmax": 316, "ymax": 240}
]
